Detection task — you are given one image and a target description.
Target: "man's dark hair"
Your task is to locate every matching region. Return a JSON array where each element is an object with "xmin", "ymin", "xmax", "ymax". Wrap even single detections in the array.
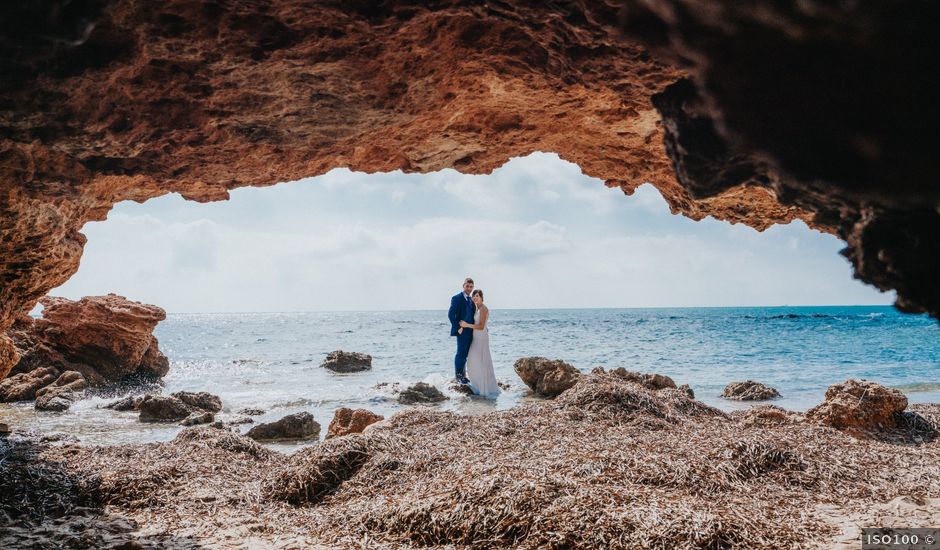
[{"xmin": 464, "ymin": 277, "xmax": 474, "ymax": 284}]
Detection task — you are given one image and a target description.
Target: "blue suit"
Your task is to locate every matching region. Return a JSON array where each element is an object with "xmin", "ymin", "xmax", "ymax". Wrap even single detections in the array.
[{"xmin": 448, "ymin": 292, "xmax": 476, "ymax": 380}]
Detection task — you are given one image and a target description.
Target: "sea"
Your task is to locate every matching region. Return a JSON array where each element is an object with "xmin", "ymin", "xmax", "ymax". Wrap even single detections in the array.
[{"xmin": 2, "ymin": 305, "xmax": 938, "ymax": 449}]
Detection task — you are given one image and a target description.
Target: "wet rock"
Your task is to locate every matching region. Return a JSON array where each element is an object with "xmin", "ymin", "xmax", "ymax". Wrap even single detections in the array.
[
  {"xmin": 678, "ymin": 384, "xmax": 695, "ymax": 399},
  {"xmin": 398, "ymin": 383, "xmax": 447, "ymax": 405},
  {"xmin": 6, "ymin": 295, "xmax": 168, "ymax": 385},
  {"xmin": 180, "ymin": 411, "xmax": 215, "ymax": 426},
  {"xmin": 321, "ymin": 350, "xmax": 372, "ymax": 373},
  {"xmin": 722, "ymin": 381, "xmax": 781, "ymax": 401},
  {"xmin": 247, "ymin": 412, "xmax": 320, "ymax": 442},
  {"xmin": 104, "ymin": 396, "xmax": 144, "ymax": 411},
  {"xmin": 805, "ymin": 379, "xmax": 908, "ymax": 436},
  {"xmin": 326, "ymin": 408, "xmax": 384, "ymax": 439},
  {"xmin": 0, "ymin": 422, "xmax": 9, "ymax": 435},
  {"xmin": 138, "ymin": 395, "xmax": 191, "ymax": 423},
  {"xmin": 448, "ymin": 382, "xmax": 474, "ymax": 396},
  {"xmin": 34, "ymin": 372, "xmax": 87, "ymax": 412},
  {"xmin": 514, "ymin": 357, "xmax": 581, "ymax": 397},
  {"xmin": 238, "ymin": 408, "xmax": 266, "ymax": 416},
  {"xmin": 172, "ymin": 391, "xmax": 222, "ymax": 413},
  {"xmin": 0, "ymin": 367, "xmax": 60, "ymax": 402},
  {"xmin": 227, "ymin": 416, "xmax": 255, "ymax": 426}
]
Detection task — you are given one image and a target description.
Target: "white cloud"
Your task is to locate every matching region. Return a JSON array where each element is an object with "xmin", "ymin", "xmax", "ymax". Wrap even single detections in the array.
[{"xmin": 50, "ymin": 153, "xmax": 893, "ymax": 312}]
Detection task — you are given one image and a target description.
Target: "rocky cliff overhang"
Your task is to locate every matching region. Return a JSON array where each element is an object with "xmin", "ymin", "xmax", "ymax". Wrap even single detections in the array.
[{"xmin": 1, "ymin": 1, "xmax": 937, "ymax": 376}]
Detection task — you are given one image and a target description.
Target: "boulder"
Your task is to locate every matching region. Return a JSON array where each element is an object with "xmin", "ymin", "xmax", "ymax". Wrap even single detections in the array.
[
  {"xmin": 597, "ymin": 367, "xmax": 678, "ymax": 391},
  {"xmin": 514, "ymin": 357, "xmax": 581, "ymax": 397},
  {"xmin": 321, "ymin": 350, "xmax": 372, "ymax": 373},
  {"xmin": 138, "ymin": 395, "xmax": 192, "ymax": 422},
  {"xmin": 180, "ymin": 411, "xmax": 215, "ymax": 426},
  {"xmin": 172, "ymin": 391, "xmax": 222, "ymax": 413},
  {"xmin": 721, "ymin": 381, "xmax": 781, "ymax": 401},
  {"xmin": 104, "ymin": 395, "xmax": 144, "ymax": 411},
  {"xmin": 326, "ymin": 408, "xmax": 384, "ymax": 439},
  {"xmin": 5, "ymin": 294, "xmax": 169, "ymax": 385},
  {"xmin": 805, "ymin": 379, "xmax": 908, "ymax": 435},
  {"xmin": 247, "ymin": 412, "xmax": 320, "ymax": 442},
  {"xmin": 0, "ymin": 366, "xmax": 60, "ymax": 402},
  {"xmin": 678, "ymin": 384, "xmax": 695, "ymax": 399},
  {"xmin": 34, "ymin": 371, "xmax": 87, "ymax": 411},
  {"xmin": 398, "ymin": 382, "xmax": 447, "ymax": 405}
]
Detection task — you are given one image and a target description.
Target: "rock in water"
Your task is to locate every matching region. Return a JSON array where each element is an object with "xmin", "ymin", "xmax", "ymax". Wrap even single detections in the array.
[
  {"xmin": 180, "ymin": 411, "xmax": 215, "ymax": 426},
  {"xmin": 172, "ymin": 391, "xmax": 223, "ymax": 413},
  {"xmin": 0, "ymin": 367, "xmax": 60, "ymax": 402},
  {"xmin": 721, "ymin": 381, "xmax": 781, "ymax": 401},
  {"xmin": 320, "ymin": 351, "xmax": 372, "ymax": 373},
  {"xmin": 326, "ymin": 408, "xmax": 384, "ymax": 439},
  {"xmin": 138, "ymin": 395, "xmax": 192, "ymax": 422},
  {"xmin": 595, "ymin": 367, "xmax": 678, "ymax": 391},
  {"xmin": 6, "ymin": 294, "xmax": 168, "ymax": 385},
  {"xmin": 514, "ymin": 357, "xmax": 581, "ymax": 397},
  {"xmin": 247, "ymin": 412, "xmax": 320, "ymax": 442},
  {"xmin": 805, "ymin": 379, "xmax": 908, "ymax": 436},
  {"xmin": 398, "ymin": 383, "xmax": 447, "ymax": 405},
  {"xmin": 104, "ymin": 396, "xmax": 144, "ymax": 411},
  {"xmin": 34, "ymin": 371, "xmax": 87, "ymax": 412}
]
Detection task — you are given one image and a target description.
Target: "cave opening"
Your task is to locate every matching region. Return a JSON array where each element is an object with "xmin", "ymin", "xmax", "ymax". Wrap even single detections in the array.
[{"xmin": 8, "ymin": 152, "xmax": 935, "ymax": 447}]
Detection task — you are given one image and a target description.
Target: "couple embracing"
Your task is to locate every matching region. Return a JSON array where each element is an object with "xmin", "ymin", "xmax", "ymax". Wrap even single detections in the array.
[{"xmin": 448, "ymin": 277, "xmax": 500, "ymax": 398}]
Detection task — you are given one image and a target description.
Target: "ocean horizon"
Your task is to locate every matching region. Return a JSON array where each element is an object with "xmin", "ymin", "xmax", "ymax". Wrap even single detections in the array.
[{"xmin": 4, "ymin": 304, "xmax": 938, "ymax": 449}]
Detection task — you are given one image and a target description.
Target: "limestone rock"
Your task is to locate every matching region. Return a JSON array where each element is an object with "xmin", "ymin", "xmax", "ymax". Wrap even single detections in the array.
[
  {"xmin": 138, "ymin": 395, "xmax": 191, "ymax": 423},
  {"xmin": 34, "ymin": 371, "xmax": 87, "ymax": 412},
  {"xmin": 722, "ymin": 381, "xmax": 781, "ymax": 401},
  {"xmin": 0, "ymin": 367, "xmax": 60, "ymax": 402},
  {"xmin": 321, "ymin": 351, "xmax": 372, "ymax": 373},
  {"xmin": 104, "ymin": 396, "xmax": 144, "ymax": 411},
  {"xmin": 596, "ymin": 367, "xmax": 678, "ymax": 391},
  {"xmin": 180, "ymin": 411, "xmax": 215, "ymax": 426},
  {"xmin": 5, "ymin": 295, "xmax": 168, "ymax": 385},
  {"xmin": 247, "ymin": 412, "xmax": 320, "ymax": 442},
  {"xmin": 326, "ymin": 408, "xmax": 384, "ymax": 439},
  {"xmin": 514, "ymin": 357, "xmax": 581, "ymax": 397},
  {"xmin": 172, "ymin": 391, "xmax": 222, "ymax": 413},
  {"xmin": 805, "ymin": 379, "xmax": 908, "ymax": 436},
  {"xmin": 398, "ymin": 383, "xmax": 447, "ymax": 405}
]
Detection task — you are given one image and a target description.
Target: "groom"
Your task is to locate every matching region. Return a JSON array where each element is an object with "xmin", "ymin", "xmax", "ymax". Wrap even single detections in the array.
[{"xmin": 448, "ymin": 277, "xmax": 475, "ymax": 384}]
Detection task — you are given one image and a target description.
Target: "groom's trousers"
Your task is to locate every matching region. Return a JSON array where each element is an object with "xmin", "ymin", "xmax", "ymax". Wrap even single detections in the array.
[{"xmin": 454, "ymin": 330, "xmax": 473, "ymax": 379}]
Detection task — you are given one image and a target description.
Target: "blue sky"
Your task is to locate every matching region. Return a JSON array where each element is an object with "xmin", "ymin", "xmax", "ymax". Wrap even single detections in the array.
[{"xmin": 51, "ymin": 153, "xmax": 892, "ymax": 312}]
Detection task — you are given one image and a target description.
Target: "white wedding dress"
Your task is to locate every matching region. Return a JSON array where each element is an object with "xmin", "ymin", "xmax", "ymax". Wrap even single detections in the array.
[{"xmin": 466, "ymin": 308, "xmax": 500, "ymax": 398}]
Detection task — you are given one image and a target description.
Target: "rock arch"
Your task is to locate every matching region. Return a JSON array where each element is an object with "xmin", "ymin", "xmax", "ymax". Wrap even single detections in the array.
[{"xmin": 1, "ymin": 1, "xmax": 936, "ymax": 376}]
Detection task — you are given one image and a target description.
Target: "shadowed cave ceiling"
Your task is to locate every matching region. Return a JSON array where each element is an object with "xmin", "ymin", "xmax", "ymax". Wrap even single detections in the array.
[{"xmin": 1, "ymin": 0, "xmax": 937, "ymax": 377}]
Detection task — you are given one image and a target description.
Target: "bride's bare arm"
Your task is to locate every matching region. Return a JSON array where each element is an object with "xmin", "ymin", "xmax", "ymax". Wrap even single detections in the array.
[{"xmin": 459, "ymin": 307, "xmax": 488, "ymax": 330}]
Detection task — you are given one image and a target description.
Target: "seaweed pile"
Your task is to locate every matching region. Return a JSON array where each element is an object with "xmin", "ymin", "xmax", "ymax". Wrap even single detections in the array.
[{"xmin": 3, "ymin": 374, "xmax": 939, "ymax": 549}]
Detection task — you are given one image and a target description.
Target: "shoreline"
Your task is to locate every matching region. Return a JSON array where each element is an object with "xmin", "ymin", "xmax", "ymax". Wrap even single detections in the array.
[{"xmin": 3, "ymin": 373, "xmax": 939, "ymax": 549}]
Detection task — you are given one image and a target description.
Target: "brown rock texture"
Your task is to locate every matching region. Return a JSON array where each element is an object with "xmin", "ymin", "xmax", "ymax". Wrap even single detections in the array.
[
  {"xmin": 805, "ymin": 379, "xmax": 908, "ymax": 437},
  {"xmin": 514, "ymin": 357, "xmax": 581, "ymax": 397},
  {"xmin": 320, "ymin": 351, "xmax": 372, "ymax": 373},
  {"xmin": 0, "ymin": 0, "xmax": 937, "ymax": 383},
  {"xmin": 397, "ymin": 382, "xmax": 447, "ymax": 405},
  {"xmin": 4, "ymin": 294, "xmax": 168, "ymax": 383},
  {"xmin": 721, "ymin": 380, "xmax": 781, "ymax": 401},
  {"xmin": 34, "ymin": 371, "xmax": 87, "ymax": 411},
  {"xmin": 137, "ymin": 394, "xmax": 191, "ymax": 423},
  {"xmin": 594, "ymin": 366, "xmax": 677, "ymax": 391},
  {"xmin": 0, "ymin": 366, "xmax": 59, "ymax": 402},
  {"xmin": 247, "ymin": 412, "xmax": 321, "ymax": 442},
  {"xmin": 326, "ymin": 407, "xmax": 384, "ymax": 439}
]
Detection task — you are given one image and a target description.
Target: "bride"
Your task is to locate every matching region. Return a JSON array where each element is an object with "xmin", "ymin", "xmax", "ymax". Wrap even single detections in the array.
[{"xmin": 459, "ymin": 289, "xmax": 500, "ymax": 398}]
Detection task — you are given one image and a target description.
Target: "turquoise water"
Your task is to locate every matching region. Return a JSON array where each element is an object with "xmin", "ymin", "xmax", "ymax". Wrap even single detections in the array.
[{"xmin": 2, "ymin": 305, "xmax": 938, "ymax": 447}]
